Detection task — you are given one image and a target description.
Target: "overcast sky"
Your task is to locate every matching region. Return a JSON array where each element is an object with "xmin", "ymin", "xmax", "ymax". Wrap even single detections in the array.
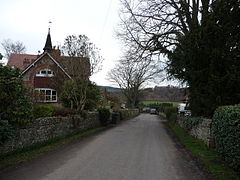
[
  {"xmin": 0, "ymin": 0, "xmax": 123, "ymax": 86},
  {"xmin": 0, "ymin": 0, "xmax": 179, "ymax": 87}
]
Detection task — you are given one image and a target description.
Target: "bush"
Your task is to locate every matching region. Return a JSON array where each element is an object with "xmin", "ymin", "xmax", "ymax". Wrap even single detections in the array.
[
  {"xmin": 84, "ymin": 82, "xmax": 101, "ymax": 111},
  {"xmin": 32, "ymin": 105, "xmax": 54, "ymax": 119},
  {"xmin": 164, "ymin": 106, "xmax": 177, "ymax": 121},
  {"xmin": 52, "ymin": 107, "xmax": 77, "ymax": 117},
  {"xmin": 98, "ymin": 107, "xmax": 111, "ymax": 126},
  {"xmin": 0, "ymin": 66, "xmax": 32, "ymax": 125},
  {"xmin": 0, "ymin": 120, "xmax": 14, "ymax": 145},
  {"xmin": 61, "ymin": 80, "xmax": 100, "ymax": 111},
  {"xmin": 212, "ymin": 104, "xmax": 240, "ymax": 171},
  {"xmin": 159, "ymin": 103, "xmax": 173, "ymax": 113},
  {"xmin": 180, "ymin": 116, "xmax": 204, "ymax": 131},
  {"xmin": 148, "ymin": 103, "xmax": 161, "ymax": 109},
  {"xmin": 80, "ymin": 110, "xmax": 88, "ymax": 119}
]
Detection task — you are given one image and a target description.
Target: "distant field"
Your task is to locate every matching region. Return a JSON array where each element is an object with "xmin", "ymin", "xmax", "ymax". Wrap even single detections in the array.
[{"xmin": 141, "ymin": 101, "xmax": 180, "ymax": 106}]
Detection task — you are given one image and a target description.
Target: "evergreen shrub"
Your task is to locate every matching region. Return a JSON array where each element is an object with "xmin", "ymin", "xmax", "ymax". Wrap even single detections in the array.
[
  {"xmin": 32, "ymin": 105, "xmax": 54, "ymax": 119},
  {"xmin": 164, "ymin": 106, "xmax": 177, "ymax": 121},
  {"xmin": 212, "ymin": 104, "xmax": 240, "ymax": 171},
  {"xmin": 52, "ymin": 107, "xmax": 77, "ymax": 117},
  {"xmin": 98, "ymin": 107, "xmax": 111, "ymax": 126},
  {"xmin": 0, "ymin": 120, "xmax": 14, "ymax": 145}
]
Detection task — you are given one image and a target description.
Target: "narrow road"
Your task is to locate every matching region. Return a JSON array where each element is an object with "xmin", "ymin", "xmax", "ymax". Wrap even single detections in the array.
[{"xmin": 0, "ymin": 114, "xmax": 208, "ymax": 180}]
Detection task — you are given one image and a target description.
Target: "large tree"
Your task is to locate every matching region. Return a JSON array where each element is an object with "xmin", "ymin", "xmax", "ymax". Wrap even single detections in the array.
[
  {"xmin": 167, "ymin": 0, "xmax": 240, "ymax": 116},
  {"xmin": 60, "ymin": 35, "xmax": 103, "ymax": 111},
  {"xmin": 118, "ymin": 0, "xmax": 240, "ymax": 116},
  {"xmin": 61, "ymin": 35, "xmax": 103, "ymax": 75},
  {"xmin": 108, "ymin": 51, "xmax": 162, "ymax": 108},
  {"xmin": 1, "ymin": 39, "xmax": 26, "ymax": 59}
]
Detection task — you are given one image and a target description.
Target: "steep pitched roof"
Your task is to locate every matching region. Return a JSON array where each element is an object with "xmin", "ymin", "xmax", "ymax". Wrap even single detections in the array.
[
  {"xmin": 43, "ymin": 28, "xmax": 52, "ymax": 52},
  {"xmin": 22, "ymin": 52, "xmax": 72, "ymax": 79},
  {"xmin": 7, "ymin": 51, "xmax": 90, "ymax": 80},
  {"xmin": 7, "ymin": 54, "xmax": 38, "ymax": 70}
]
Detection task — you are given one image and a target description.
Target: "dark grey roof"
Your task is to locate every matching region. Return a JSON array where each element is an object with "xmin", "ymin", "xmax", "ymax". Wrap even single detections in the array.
[{"xmin": 43, "ymin": 28, "xmax": 52, "ymax": 52}]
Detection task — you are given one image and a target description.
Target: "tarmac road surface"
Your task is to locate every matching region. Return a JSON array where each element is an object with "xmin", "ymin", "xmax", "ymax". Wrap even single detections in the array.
[{"xmin": 0, "ymin": 114, "xmax": 209, "ymax": 180}]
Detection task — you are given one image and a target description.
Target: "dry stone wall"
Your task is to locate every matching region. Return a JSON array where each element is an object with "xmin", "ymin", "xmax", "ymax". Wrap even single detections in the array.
[
  {"xmin": 178, "ymin": 117, "xmax": 213, "ymax": 146},
  {"xmin": 0, "ymin": 113, "xmax": 100, "ymax": 154},
  {"xmin": 0, "ymin": 109, "xmax": 140, "ymax": 154}
]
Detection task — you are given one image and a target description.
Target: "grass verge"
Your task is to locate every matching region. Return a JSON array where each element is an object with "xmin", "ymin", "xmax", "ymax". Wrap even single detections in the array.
[
  {"xmin": 0, "ymin": 127, "xmax": 104, "ymax": 170},
  {"xmin": 167, "ymin": 121, "xmax": 239, "ymax": 180}
]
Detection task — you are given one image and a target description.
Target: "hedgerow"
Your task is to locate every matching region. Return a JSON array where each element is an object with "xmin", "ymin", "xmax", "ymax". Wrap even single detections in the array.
[{"xmin": 212, "ymin": 104, "xmax": 240, "ymax": 171}]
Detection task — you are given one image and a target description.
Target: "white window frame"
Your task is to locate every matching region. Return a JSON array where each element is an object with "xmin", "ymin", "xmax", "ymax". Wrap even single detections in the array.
[
  {"xmin": 36, "ymin": 68, "xmax": 55, "ymax": 77},
  {"xmin": 35, "ymin": 88, "xmax": 57, "ymax": 102}
]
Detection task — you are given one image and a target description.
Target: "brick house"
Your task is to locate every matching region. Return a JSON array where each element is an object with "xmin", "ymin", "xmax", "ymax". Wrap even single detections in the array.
[{"xmin": 7, "ymin": 29, "xmax": 90, "ymax": 104}]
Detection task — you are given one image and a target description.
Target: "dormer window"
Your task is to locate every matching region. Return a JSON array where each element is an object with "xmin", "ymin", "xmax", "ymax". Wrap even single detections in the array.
[{"xmin": 36, "ymin": 68, "xmax": 55, "ymax": 77}]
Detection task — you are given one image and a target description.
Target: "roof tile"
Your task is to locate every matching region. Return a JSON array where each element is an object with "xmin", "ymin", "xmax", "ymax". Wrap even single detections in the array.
[{"xmin": 7, "ymin": 54, "xmax": 38, "ymax": 70}]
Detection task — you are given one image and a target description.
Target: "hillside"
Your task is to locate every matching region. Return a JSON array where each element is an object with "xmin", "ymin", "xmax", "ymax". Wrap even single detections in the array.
[
  {"xmin": 98, "ymin": 86, "xmax": 122, "ymax": 93},
  {"xmin": 98, "ymin": 85, "xmax": 186, "ymax": 102},
  {"xmin": 141, "ymin": 86, "xmax": 186, "ymax": 102}
]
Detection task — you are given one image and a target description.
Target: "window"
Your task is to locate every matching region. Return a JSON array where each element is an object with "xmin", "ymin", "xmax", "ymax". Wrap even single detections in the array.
[
  {"xmin": 36, "ymin": 69, "xmax": 55, "ymax": 77},
  {"xmin": 35, "ymin": 88, "xmax": 57, "ymax": 102}
]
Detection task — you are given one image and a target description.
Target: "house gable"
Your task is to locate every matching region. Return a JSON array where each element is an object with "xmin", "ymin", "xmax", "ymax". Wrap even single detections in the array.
[
  {"xmin": 22, "ymin": 52, "xmax": 72, "ymax": 80},
  {"xmin": 6, "ymin": 28, "xmax": 90, "ymax": 103}
]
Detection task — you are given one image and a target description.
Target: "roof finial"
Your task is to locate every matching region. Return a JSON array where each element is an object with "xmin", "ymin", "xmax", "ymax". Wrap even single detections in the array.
[
  {"xmin": 43, "ymin": 21, "xmax": 53, "ymax": 52},
  {"xmin": 48, "ymin": 21, "xmax": 52, "ymax": 34}
]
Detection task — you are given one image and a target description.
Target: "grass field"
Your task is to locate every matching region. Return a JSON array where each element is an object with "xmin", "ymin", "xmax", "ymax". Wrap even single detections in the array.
[{"xmin": 142, "ymin": 101, "xmax": 180, "ymax": 106}]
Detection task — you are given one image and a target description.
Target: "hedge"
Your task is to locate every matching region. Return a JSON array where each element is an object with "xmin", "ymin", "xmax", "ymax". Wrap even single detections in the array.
[
  {"xmin": 164, "ymin": 107, "xmax": 177, "ymax": 122},
  {"xmin": 98, "ymin": 107, "xmax": 111, "ymax": 126},
  {"xmin": 0, "ymin": 120, "xmax": 14, "ymax": 145},
  {"xmin": 32, "ymin": 105, "xmax": 54, "ymax": 119},
  {"xmin": 212, "ymin": 104, "xmax": 240, "ymax": 171}
]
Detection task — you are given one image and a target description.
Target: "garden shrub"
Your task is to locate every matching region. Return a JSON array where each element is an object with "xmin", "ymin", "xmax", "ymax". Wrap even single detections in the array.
[
  {"xmin": 98, "ymin": 107, "xmax": 111, "ymax": 126},
  {"xmin": 80, "ymin": 110, "xmax": 88, "ymax": 119},
  {"xmin": 0, "ymin": 120, "xmax": 14, "ymax": 145},
  {"xmin": 0, "ymin": 66, "xmax": 32, "ymax": 125},
  {"xmin": 159, "ymin": 103, "xmax": 173, "ymax": 113},
  {"xmin": 180, "ymin": 116, "xmax": 204, "ymax": 131},
  {"xmin": 164, "ymin": 106, "xmax": 177, "ymax": 121},
  {"xmin": 52, "ymin": 107, "xmax": 77, "ymax": 117},
  {"xmin": 32, "ymin": 105, "xmax": 54, "ymax": 119},
  {"xmin": 212, "ymin": 104, "xmax": 240, "ymax": 171},
  {"xmin": 148, "ymin": 103, "xmax": 161, "ymax": 110}
]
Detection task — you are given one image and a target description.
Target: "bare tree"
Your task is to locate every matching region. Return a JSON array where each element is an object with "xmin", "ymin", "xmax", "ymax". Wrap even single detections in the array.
[
  {"xmin": 1, "ymin": 39, "xmax": 26, "ymax": 59},
  {"xmin": 62, "ymin": 35, "xmax": 103, "ymax": 75},
  {"xmin": 108, "ymin": 51, "xmax": 162, "ymax": 108},
  {"xmin": 117, "ymin": 0, "xmax": 214, "ymax": 62},
  {"xmin": 60, "ymin": 34, "xmax": 103, "ymax": 111}
]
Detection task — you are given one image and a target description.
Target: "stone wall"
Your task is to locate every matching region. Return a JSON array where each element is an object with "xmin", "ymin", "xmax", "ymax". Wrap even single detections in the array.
[
  {"xmin": 178, "ymin": 117, "xmax": 213, "ymax": 146},
  {"xmin": 0, "ymin": 109, "xmax": 140, "ymax": 154},
  {"xmin": 119, "ymin": 109, "xmax": 140, "ymax": 120},
  {"xmin": 0, "ymin": 112, "xmax": 100, "ymax": 154}
]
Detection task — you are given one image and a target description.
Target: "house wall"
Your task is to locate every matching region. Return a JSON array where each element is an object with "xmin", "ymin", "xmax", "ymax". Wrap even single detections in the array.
[
  {"xmin": 23, "ymin": 54, "xmax": 69, "ymax": 103},
  {"xmin": 23, "ymin": 54, "xmax": 68, "ymax": 88}
]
